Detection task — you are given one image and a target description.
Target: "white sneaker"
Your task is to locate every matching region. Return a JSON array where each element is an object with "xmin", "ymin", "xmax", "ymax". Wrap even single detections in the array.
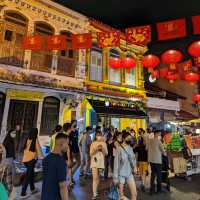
[{"xmin": 20, "ymin": 194, "xmax": 30, "ymax": 199}]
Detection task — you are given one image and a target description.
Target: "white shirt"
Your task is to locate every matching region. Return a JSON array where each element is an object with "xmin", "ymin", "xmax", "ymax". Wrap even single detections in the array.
[{"xmin": 90, "ymin": 141, "xmax": 108, "ymax": 169}]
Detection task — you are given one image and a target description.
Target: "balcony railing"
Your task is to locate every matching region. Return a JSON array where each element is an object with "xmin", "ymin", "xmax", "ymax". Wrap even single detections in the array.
[
  {"xmin": 31, "ymin": 52, "xmax": 53, "ymax": 73},
  {"xmin": 57, "ymin": 56, "xmax": 76, "ymax": 77},
  {"xmin": 0, "ymin": 43, "xmax": 24, "ymax": 67}
]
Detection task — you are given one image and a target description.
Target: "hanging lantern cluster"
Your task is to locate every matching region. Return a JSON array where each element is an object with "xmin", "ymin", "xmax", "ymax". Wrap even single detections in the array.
[
  {"xmin": 109, "ymin": 57, "xmax": 136, "ymax": 69},
  {"xmin": 142, "ymin": 46, "xmax": 200, "ymax": 84}
]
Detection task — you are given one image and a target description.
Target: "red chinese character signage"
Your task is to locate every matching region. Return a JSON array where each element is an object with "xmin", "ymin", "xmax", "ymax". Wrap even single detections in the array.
[
  {"xmin": 97, "ymin": 31, "xmax": 120, "ymax": 48},
  {"xmin": 71, "ymin": 33, "xmax": 92, "ymax": 49},
  {"xmin": 23, "ymin": 35, "xmax": 43, "ymax": 51},
  {"xmin": 125, "ymin": 25, "xmax": 151, "ymax": 45},
  {"xmin": 156, "ymin": 18, "xmax": 186, "ymax": 41},
  {"xmin": 46, "ymin": 35, "xmax": 67, "ymax": 50}
]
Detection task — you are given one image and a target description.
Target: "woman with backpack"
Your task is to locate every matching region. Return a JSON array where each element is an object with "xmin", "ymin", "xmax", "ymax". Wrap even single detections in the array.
[
  {"xmin": 113, "ymin": 131, "xmax": 137, "ymax": 200},
  {"xmin": 90, "ymin": 130, "xmax": 108, "ymax": 200},
  {"xmin": 20, "ymin": 128, "xmax": 43, "ymax": 199}
]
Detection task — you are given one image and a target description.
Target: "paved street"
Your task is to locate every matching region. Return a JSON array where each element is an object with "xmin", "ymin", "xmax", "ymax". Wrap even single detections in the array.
[{"xmin": 12, "ymin": 174, "xmax": 200, "ymax": 200}]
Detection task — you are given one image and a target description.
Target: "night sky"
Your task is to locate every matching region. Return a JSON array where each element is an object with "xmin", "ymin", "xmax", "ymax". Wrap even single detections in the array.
[
  {"xmin": 57, "ymin": 0, "xmax": 200, "ymax": 29},
  {"xmin": 57, "ymin": 0, "xmax": 200, "ymax": 59}
]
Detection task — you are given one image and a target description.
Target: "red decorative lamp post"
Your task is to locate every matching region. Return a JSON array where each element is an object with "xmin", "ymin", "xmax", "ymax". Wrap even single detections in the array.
[
  {"xmin": 109, "ymin": 57, "xmax": 121, "ymax": 69},
  {"xmin": 141, "ymin": 54, "xmax": 160, "ymax": 73},
  {"xmin": 188, "ymin": 41, "xmax": 200, "ymax": 67},
  {"xmin": 184, "ymin": 72, "xmax": 199, "ymax": 85},
  {"xmin": 121, "ymin": 57, "xmax": 136, "ymax": 69},
  {"xmin": 161, "ymin": 50, "xmax": 182, "ymax": 70},
  {"xmin": 165, "ymin": 71, "xmax": 178, "ymax": 83}
]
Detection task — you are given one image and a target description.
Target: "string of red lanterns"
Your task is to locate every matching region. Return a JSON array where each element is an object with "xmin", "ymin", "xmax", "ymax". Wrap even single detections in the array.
[{"xmin": 109, "ymin": 57, "xmax": 136, "ymax": 69}]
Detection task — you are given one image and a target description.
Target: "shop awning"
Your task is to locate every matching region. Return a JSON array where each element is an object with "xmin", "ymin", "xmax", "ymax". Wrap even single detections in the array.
[
  {"xmin": 176, "ymin": 110, "xmax": 199, "ymax": 121},
  {"xmin": 87, "ymin": 99, "xmax": 147, "ymax": 118}
]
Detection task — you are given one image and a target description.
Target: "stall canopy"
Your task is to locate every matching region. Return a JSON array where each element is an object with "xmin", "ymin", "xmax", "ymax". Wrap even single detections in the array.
[{"xmin": 87, "ymin": 99, "xmax": 147, "ymax": 118}]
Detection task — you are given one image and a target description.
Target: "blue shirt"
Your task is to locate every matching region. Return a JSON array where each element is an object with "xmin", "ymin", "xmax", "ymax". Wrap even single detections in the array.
[{"xmin": 42, "ymin": 153, "xmax": 67, "ymax": 200}]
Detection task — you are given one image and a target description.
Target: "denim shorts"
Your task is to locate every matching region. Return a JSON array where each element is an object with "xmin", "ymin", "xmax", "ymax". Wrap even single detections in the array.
[{"xmin": 119, "ymin": 174, "xmax": 134, "ymax": 184}]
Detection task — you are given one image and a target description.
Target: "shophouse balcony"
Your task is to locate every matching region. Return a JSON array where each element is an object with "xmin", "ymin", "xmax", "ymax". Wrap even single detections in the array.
[
  {"xmin": 30, "ymin": 52, "xmax": 53, "ymax": 73},
  {"xmin": 57, "ymin": 56, "xmax": 76, "ymax": 77}
]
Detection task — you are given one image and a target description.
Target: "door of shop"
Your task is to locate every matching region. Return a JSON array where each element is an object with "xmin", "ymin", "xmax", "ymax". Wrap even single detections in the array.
[{"xmin": 7, "ymin": 100, "xmax": 38, "ymax": 134}]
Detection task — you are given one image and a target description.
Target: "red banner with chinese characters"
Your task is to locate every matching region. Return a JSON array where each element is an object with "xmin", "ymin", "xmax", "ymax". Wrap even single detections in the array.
[
  {"xmin": 156, "ymin": 18, "xmax": 186, "ymax": 41},
  {"xmin": 125, "ymin": 25, "xmax": 151, "ymax": 45},
  {"xmin": 23, "ymin": 35, "xmax": 43, "ymax": 50},
  {"xmin": 71, "ymin": 33, "xmax": 92, "ymax": 49},
  {"xmin": 97, "ymin": 31, "xmax": 120, "ymax": 48},
  {"xmin": 46, "ymin": 35, "xmax": 67, "ymax": 50},
  {"xmin": 178, "ymin": 60, "xmax": 192, "ymax": 79},
  {"xmin": 192, "ymin": 15, "xmax": 200, "ymax": 35}
]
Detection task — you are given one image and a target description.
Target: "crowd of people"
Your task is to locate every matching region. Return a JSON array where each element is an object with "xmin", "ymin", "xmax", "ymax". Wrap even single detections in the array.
[{"xmin": 0, "ymin": 122, "xmax": 170, "ymax": 200}]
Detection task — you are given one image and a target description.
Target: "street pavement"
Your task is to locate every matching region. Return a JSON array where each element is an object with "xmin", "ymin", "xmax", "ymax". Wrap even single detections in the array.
[{"xmin": 13, "ymin": 173, "xmax": 200, "ymax": 200}]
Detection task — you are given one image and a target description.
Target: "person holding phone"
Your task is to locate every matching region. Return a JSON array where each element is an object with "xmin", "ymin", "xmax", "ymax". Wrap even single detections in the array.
[{"xmin": 90, "ymin": 131, "xmax": 108, "ymax": 200}]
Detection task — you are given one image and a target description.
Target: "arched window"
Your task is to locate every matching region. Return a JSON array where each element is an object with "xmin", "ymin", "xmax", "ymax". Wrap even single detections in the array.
[
  {"xmin": 40, "ymin": 97, "xmax": 60, "ymax": 136},
  {"xmin": 109, "ymin": 49, "xmax": 121, "ymax": 84},
  {"xmin": 90, "ymin": 43, "xmax": 103, "ymax": 82},
  {"xmin": 0, "ymin": 11, "xmax": 28, "ymax": 67},
  {"xmin": 0, "ymin": 92, "xmax": 5, "ymax": 132},
  {"xmin": 57, "ymin": 31, "xmax": 76, "ymax": 77},
  {"xmin": 125, "ymin": 54, "xmax": 136, "ymax": 87},
  {"xmin": 31, "ymin": 22, "xmax": 54, "ymax": 72}
]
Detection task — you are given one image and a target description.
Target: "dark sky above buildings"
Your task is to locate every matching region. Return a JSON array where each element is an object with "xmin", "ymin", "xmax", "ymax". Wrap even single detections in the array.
[
  {"xmin": 57, "ymin": 0, "xmax": 200, "ymax": 58},
  {"xmin": 58, "ymin": 0, "xmax": 200, "ymax": 29}
]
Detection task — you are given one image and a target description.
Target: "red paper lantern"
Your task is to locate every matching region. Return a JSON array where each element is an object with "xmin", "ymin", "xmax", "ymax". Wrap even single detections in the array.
[
  {"xmin": 188, "ymin": 41, "xmax": 200, "ymax": 57},
  {"xmin": 121, "ymin": 57, "xmax": 136, "ymax": 69},
  {"xmin": 184, "ymin": 72, "xmax": 199, "ymax": 85},
  {"xmin": 165, "ymin": 71, "xmax": 178, "ymax": 83},
  {"xmin": 161, "ymin": 50, "xmax": 182, "ymax": 70},
  {"xmin": 141, "ymin": 54, "xmax": 160, "ymax": 72},
  {"xmin": 109, "ymin": 57, "xmax": 121, "ymax": 69},
  {"xmin": 193, "ymin": 94, "xmax": 200, "ymax": 104}
]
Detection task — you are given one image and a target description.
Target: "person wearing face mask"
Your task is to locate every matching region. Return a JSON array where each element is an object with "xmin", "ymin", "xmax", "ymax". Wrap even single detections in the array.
[
  {"xmin": 90, "ymin": 131, "xmax": 108, "ymax": 200},
  {"xmin": 79, "ymin": 126, "xmax": 92, "ymax": 178},
  {"xmin": 3, "ymin": 130, "xmax": 16, "ymax": 162},
  {"xmin": 146, "ymin": 130, "xmax": 166, "ymax": 195},
  {"xmin": 113, "ymin": 131, "xmax": 137, "ymax": 200}
]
